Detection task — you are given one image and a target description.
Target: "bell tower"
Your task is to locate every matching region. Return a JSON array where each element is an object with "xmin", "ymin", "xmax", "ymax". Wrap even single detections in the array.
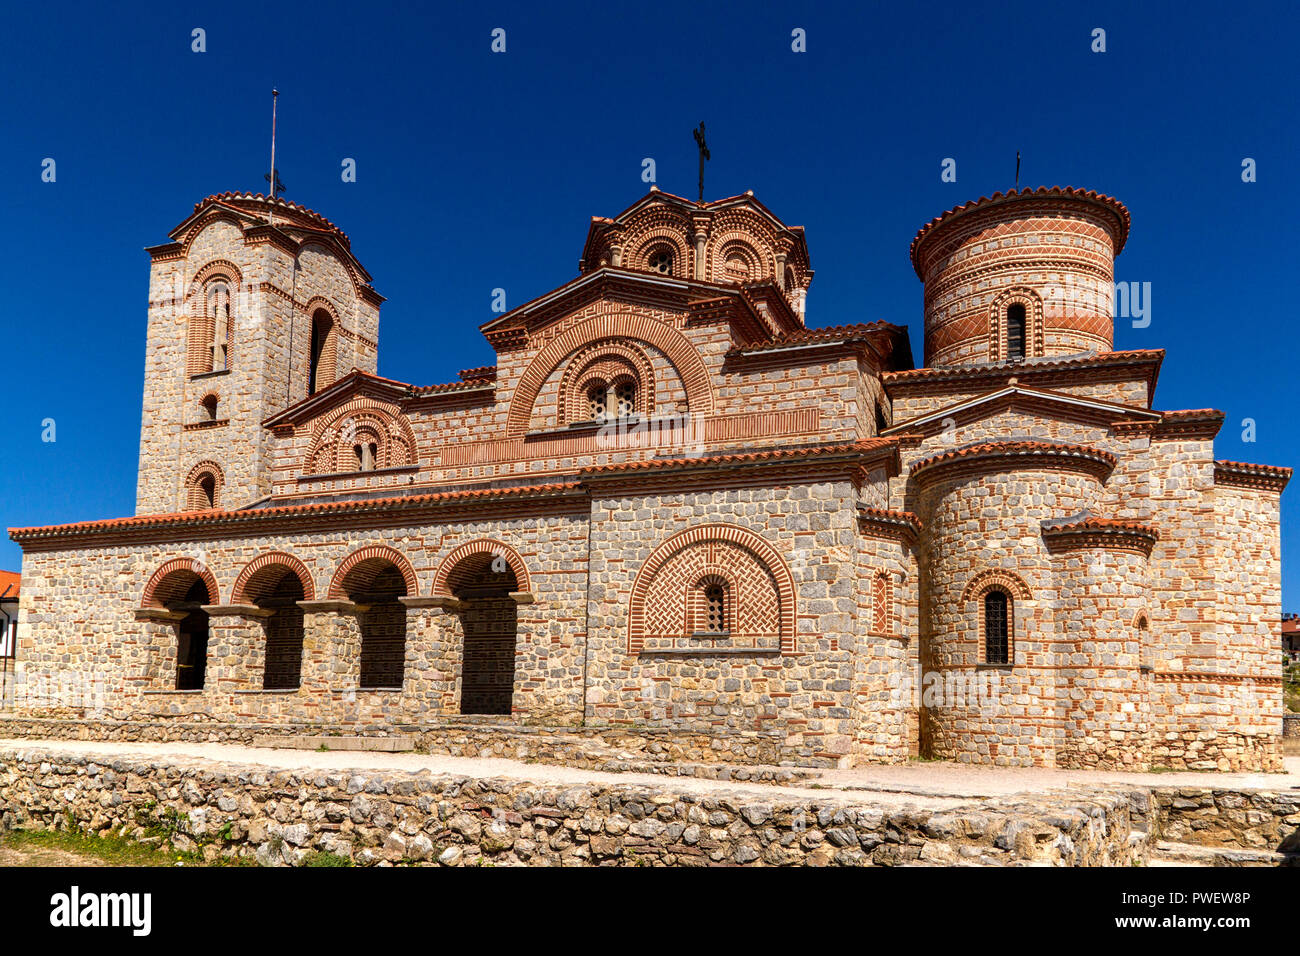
[{"xmin": 136, "ymin": 193, "xmax": 382, "ymax": 515}]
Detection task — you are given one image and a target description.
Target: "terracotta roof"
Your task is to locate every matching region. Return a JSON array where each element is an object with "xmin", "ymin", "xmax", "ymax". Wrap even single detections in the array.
[
  {"xmin": 1213, "ymin": 460, "xmax": 1293, "ymax": 492},
  {"xmin": 408, "ymin": 379, "xmax": 496, "ymax": 397},
  {"xmin": 0, "ymin": 570, "xmax": 18, "ymax": 601},
  {"xmin": 1040, "ymin": 515, "xmax": 1159, "ymax": 537},
  {"xmin": 910, "ymin": 440, "xmax": 1117, "ymax": 480},
  {"xmin": 910, "ymin": 186, "xmax": 1131, "ymax": 276},
  {"xmin": 191, "ymin": 191, "xmax": 352, "ymax": 247},
  {"xmin": 457, "ymin": 366, "xmax": 496, "ymax": 382},
  {"xmin": 729, "ymin": 321, "xmax": 909, "ymax": 355},
  {"xmin": 882, "ymin": 349, "xmax": 1164, "ymax": 389},
  {"xmin": 1040, "ymin": 513, "xmax": 1159, "ymax": 554},
  {"xmin": 857, "ymin": 507, "xmax": 923, "ymax": 536},
  {"xmin": 9, "ymin": 483, "xmax": 585, "ymax": 542},
  {"xmin": 1282, "ymin": 617, "xmax": 1300, "ymax": 635},
  {"xmin": 1159, "ymin": 408, "xmax": 1223, "ymax": 420},
  {"xmin": 579, "ymin": 440, "xmax": 897, "ymax": 477}
]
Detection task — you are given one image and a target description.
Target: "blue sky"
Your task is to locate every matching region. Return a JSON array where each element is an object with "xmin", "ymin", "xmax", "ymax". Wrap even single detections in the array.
[{"xmin": 1, "ymin": 0, "xmax": 1297, "ymax": 603}]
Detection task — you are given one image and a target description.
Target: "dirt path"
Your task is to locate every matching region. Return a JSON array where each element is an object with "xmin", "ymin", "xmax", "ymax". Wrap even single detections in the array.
[
  {"xmin": 0, "ymin": 842, "xmax": 105, "ymax": 867},
  {"xmin": 3, "ymin": 738, "xmax": 1295, "ymax": 807}
]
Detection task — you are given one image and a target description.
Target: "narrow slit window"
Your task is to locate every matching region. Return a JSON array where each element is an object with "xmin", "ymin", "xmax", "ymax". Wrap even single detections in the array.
[
  {"xmin": 1006, "ymin": 303, "xmax": 1026, "ymax": 361},
  {"xmin": 705, "ymin": 584, "xmax": 726, "ymax": 633}
]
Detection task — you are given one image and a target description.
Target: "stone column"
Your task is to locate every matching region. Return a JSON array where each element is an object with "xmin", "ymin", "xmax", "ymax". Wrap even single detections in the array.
[
  {"xmin": 297, "ymin": 600, "xmax": 365, "ymax": 708},
  {"xmin": 399, "ymin": 597, "xmax": 463, "ymax": 717},
  {"xmin": 130, "ymin": 608, "xmax": 186, "ymax": 694},
  {"xmin": 203, "ymin": 605, "xmax": 273, "ymax": 697}
]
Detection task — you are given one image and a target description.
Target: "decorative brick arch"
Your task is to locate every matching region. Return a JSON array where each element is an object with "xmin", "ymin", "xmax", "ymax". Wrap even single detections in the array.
[
  {"xmin": 189, "ymin": 258, "xmax": 243, "ymax": 291},
  {"xmin": 328, "ymin": 545, "xmax": 419, "ymax": 599},
  {"xmin": 557, "ymin": 340, "xmax": 656, "ymax": 424},
  {"xmin": 960, "ymin": 568, "xmax": 1032, "ymax": 605},
  {"xmin": 628, "ymin": 524, "xmax": 797, "ymax": 656},
  {"xmin": 305, "ymin": 399, "xmax": 417, "ymax": 475},
  {"xmin": 183, "ymin": 460, "xmax": 224, "ymax": 511},
  {"xmin": 707, "ymin": 233, "xmax": 771, "ymax": 284},
  {"xmin": 432, "ymin": 539, "xmax": 532, "ymax": 597},
  {"xmin": 507, "ymin": 314, "xmax": 714, "ymax": 437},
  {"xmin": 633, "ymin": 230, "xmax": 689, "ymax": 276},
  {"xmin": 231, "ymin": 552, "xmax": 316, "ymax": 604},
  {"xmin": 988, "ymin": 287, "xmax": 1044, "ymax": 361},
  {"xmin": 142, "ymin": 558, "xmax": 220, "ymax": 608}
]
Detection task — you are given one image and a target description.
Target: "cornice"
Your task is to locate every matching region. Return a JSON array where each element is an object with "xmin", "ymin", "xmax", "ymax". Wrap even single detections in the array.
[
  {"xmin": 1213, "ymin": 460, "xmax": 1292, "ymax": 493},
  {"xmin": 909, "ymin": 440, "xmax": 1116, "ymax": 486}
]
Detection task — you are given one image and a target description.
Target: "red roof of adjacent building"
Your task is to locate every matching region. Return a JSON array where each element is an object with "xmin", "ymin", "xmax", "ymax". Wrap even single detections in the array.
[{"xmin": 0, "ymin": 570, "xmax": 18, "ymax": 600}]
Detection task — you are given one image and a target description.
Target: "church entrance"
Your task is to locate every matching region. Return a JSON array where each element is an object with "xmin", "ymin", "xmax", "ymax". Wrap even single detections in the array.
[
  {"xmin": 450, "ymin": 556, "xmax": 519, "ymax": 716},
  {"xmin": 175, "ymin": 579, "xmax": 210, "ymax": 690}
]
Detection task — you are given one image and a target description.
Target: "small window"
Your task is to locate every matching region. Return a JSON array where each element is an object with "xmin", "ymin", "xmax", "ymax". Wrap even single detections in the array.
[
  {"xmin": 308, "ymin": 310, "xmax": 336, "ymax": 395},
  {"xmin": 353, "ymin": 442, "xmax": 378, "ymax": 472},
  {"xmin": 200, "ymin": 394, "xmax": 219, "ymax": 421},
  {"xmin": 704, "ymin": 584, "xmax": 726, "ymax": 633},
  {"xmin": 588, "ymin": 383, "xmax": 608, "ymax": 421},
  {"xmin": 209, "ymin": 282, "xmax": 230, "ymax": 372},
  {"xmin": 614, "ymin": 378, "xmax": 636, "ymax": 417},
  {"xmin": 984, "ymin": 590, "xmax": 1010, "ymax": 664},
  {"xmin": 648, "ymin": 248, "xmax": 673, "ymax": 274},
  {"xmin": 1006, "ymin": 303, "xmax": 1026, "ymax": 361},
  {"xmin": 197, "ymin": 474, "xmax": 216, "ymax": 510}
]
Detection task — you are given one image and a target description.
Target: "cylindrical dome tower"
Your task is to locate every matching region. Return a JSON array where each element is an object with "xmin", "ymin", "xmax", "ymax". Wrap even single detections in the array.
[
  {"xmin": 910, "ymin": 187, "xmax": 1130, "ymax": 368},
  {"xmin": 911, "ymin": 440, "xmax": 1116, "ymax": 767}
]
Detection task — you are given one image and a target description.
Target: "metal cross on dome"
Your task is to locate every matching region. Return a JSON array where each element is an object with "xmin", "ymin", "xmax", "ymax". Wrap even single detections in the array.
[{"xmin": 693, "ymin": 122, "xmax": 710, "ymax": 202}]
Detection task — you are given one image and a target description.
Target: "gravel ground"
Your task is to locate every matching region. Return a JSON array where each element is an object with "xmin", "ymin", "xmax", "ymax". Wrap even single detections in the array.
[{"xmin": 3, "ymin": 738, "xmax": 1296, "ymax": 808}]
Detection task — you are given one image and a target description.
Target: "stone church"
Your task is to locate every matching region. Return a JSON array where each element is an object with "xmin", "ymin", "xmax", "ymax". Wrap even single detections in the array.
[{"xmin": 7, "ymin": 185, "xmax": 1290, "ymax": 770}]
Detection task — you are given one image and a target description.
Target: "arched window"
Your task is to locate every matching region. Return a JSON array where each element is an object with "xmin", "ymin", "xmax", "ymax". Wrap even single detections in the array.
[
  {"xmin": 308, "ymin": 309, "xmax": 337, "ymax": 394},
  {"xmin": 188, "ymin": 279, "xmax": 234, "ymax": 376},
  {"xmin": 1006, "ymin": 303, "xmax": 1026, "ymax": 361},
  {"xmin": 208, "ymin": 282, "xmax": 231, "ymax": 372},
  {"xmin": 983, "ymin": 590, "xmax": 1010, "ymax": 664},
  {"xmin": 1137, "ymin": 614, "xmax": 1151, "ymax": 671},
  {"xmin": 582, "ymin": 376, "xmax": 639, "ymax": 422},
  {"xmin": 352, "ymin": 441, "xmax": 379, "ymax": 472},
  {"xmin": 200, "ymin": 394, "xmax": 219, "ymax": 422},
  {"xmin": 184, "ymin": 462, "xmax": 223, "ymax": 511}
]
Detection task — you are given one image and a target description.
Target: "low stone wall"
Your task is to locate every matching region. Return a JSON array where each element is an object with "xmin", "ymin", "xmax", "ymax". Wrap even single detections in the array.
[
  {"xmin": 0, "ymin": 715, "xmax": 795, "ymax": 767},
  {"xmin": 0, "ymin": 746, "xmax": 1148, "ymax": 867},
  {"xmin": 1282, "ymin": 715, "xmax": 1299, "ymax": 738},
  {"xmin": 1152, "ymin": 788, "xmax": 1300, "ymax": 851}
]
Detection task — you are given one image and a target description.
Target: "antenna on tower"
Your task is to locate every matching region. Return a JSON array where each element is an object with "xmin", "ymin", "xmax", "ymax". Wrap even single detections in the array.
[
  {"xmin": 1015, "ymin": 150, "xmax": 1021, "ymax": 190},
  {"xmin": 265, "ymin": 89, "xmax": 286, "ymax": 221}
]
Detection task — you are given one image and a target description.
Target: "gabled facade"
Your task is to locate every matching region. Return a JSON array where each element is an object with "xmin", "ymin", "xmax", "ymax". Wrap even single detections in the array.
[{"xmin": 6, "ymin": 186, "xmax": 1290, "ymax": 771}]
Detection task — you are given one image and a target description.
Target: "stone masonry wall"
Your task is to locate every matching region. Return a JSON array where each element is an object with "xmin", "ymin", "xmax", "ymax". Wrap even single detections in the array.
[{"xmin": 1, "ymin": 747, "xmax": 1293, "ymax": 866}]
